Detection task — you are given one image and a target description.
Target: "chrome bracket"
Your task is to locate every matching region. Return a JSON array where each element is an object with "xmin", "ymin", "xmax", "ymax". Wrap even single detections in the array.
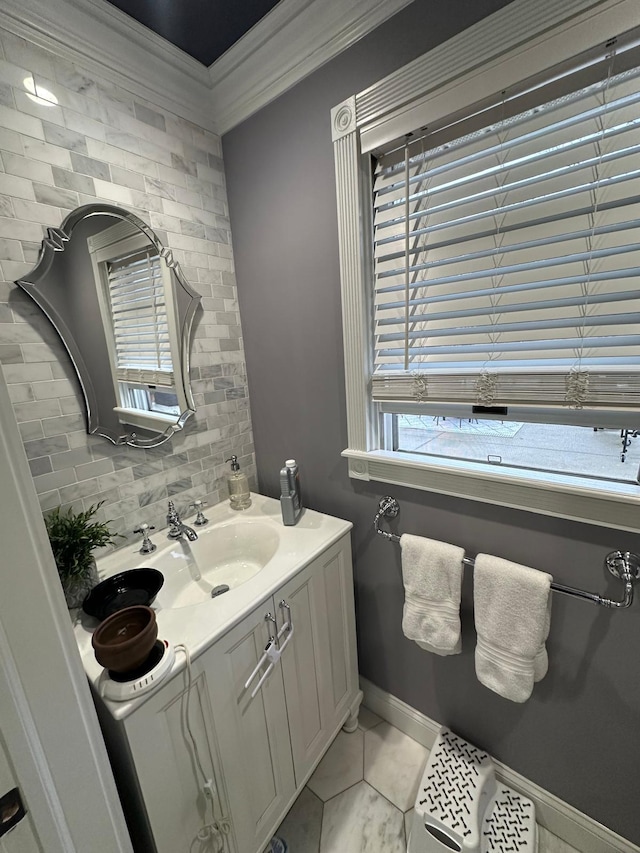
[
  {"xmin": 605, "ymin": 550, "xmax": 640, "ymax": 581},
  {"xmin": 596, "ymin": 550, "xmax": 640, "ymax": 609},
  {"xmin": 374, "ymin": 496, "xmax": 401, "ymax": 543},
  {"xmin": 378, "ymin": 496, "xmax": 399, "ymax": 518}
]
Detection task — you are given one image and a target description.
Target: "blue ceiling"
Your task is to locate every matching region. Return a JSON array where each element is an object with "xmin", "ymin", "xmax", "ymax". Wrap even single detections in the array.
[{"xmin": 105, "ymin": 0, "xmax": 282, "ymax": 67}]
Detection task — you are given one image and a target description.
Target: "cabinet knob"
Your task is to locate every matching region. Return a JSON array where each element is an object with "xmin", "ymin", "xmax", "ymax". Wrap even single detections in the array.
[
  {"xmin": 279, "ymin": 600, "xmax": 293, "ymax": 632},
  {"xmin": 265, "ymin": 612, "xmax": 278, "ymax": 636}
]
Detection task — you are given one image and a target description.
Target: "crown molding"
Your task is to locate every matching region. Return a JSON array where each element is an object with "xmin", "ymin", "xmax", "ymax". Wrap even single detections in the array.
[
  {"xmin": 208, "ymin": 0, "xmax": 415, "ymax": 135},
  {"xmin": 0, "ymin": 0, "xmax": 214, "ymax": 132},
  {"xmin": 1, "ymin": 0, "xmax": 417, "ymax": 136}
]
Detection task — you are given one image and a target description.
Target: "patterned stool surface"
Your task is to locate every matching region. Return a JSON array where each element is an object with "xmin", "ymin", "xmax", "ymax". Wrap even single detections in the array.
[{"xmin": 409, "ymin": 728, "xmax": 536, "ymax": 853}]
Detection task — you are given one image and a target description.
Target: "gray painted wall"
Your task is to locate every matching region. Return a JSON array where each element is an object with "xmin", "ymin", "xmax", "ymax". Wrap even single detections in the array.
[{"xmin": 223, "ymin": 0, "xmax": 640, "ymax": 843}]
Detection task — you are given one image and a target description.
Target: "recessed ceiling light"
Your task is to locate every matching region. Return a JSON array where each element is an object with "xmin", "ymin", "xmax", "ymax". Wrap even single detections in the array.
[{"xmin": 24, "ymin": 75, "xmax": 58, "ymax": 106}]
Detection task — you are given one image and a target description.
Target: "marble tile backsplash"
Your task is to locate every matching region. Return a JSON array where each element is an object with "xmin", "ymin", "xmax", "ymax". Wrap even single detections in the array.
[{"xmin": 0, "ymin": 27, "xmax": 256, "ymax": 541}]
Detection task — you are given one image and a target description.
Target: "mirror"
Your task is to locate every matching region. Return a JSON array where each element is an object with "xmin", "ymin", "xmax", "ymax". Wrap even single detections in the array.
[{"xmin": 16, "ymin": 204, "xmax": 201, "ymax": 448}]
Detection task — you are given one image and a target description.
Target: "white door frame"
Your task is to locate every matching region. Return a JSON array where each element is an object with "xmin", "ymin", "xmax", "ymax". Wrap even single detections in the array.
[{"xmin": 0, "ymin": 366, "xmax": 132, "ymax": 853}]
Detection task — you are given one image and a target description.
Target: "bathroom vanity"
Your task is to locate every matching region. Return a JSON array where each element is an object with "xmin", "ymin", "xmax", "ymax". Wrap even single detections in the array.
[{"xmin": 73, "ymin": 494, "xmax": 362, "ymax": 853}]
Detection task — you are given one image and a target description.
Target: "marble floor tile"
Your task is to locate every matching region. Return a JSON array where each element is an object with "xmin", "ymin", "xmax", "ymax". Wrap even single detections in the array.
[
  {"xmin": 276, "ymin": 787, "xmax": 323, "ymax": 853},
  {"xmin": 404, "ymin": 808, "xmax": 414, "ymax": 846},
  {"xmin": 357, "ymin": 705, "xmax": 382, "ymax": 731},
  {"xmin": 320, "ymin": 781, "xmax": 405, "ymax": 853},
  {"xmin": 538, "ymin": 826, "xmax": 581, "ymax": 853},
  {"xmin": 307, "ymin": 729, "xmax": 364, "ymax": 802},
  {"xmin": 364, "ymin": 721, "xmax": 428, "ymax": 811}
]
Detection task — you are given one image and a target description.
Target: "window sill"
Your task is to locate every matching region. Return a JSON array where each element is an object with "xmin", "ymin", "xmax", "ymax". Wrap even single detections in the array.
[
  {"xmin": 342, "ymin": 448, "xmax": 640, "ymax": 532},
  {"xmin": 113, "ymin": 406, "xmax": 180, "ymax": 433}
]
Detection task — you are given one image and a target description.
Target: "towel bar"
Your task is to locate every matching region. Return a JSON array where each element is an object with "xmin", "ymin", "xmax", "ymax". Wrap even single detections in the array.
[{"xmin": 374, "ymin": 496, "xmax": 639, "ymax": 609}]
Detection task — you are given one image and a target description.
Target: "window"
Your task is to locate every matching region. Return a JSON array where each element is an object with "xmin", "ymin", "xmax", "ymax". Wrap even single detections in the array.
[
  {"xmin": 388, "ymin": 417, "xmax": 640, "ymax": 485},
  {"xmin": 332, "ymin": 0, "xmax": 640, "ymax": 530},
  {"xmin": 88, "ymin": 222, "xmax": 186, "ymax": 432},
  {"xmin": 374, "ymin": 36, "xmax": 640, "ymax": 484}
]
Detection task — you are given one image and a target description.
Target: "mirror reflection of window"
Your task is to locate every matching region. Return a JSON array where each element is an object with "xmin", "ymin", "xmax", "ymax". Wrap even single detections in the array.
[
  {"xmin": 88, "ymin": 222, "xmax": 186, "ymax": 432},
  {"xmin": 16, "ymin": 204, "xmax": 201, "ymax": 447}
]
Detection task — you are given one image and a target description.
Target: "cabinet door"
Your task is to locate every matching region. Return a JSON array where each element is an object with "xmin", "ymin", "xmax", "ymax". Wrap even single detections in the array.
[
  {"xmin": 278, "ymin": 535, "xmax": 358, "ymax": 785},
  {"xmin": 122, "ymin": 658, "xmax": 229, "ymax": 853},
  {"xmin": 277, "ymin": 560, "xmax": 327, "ymax": 785},
  {"xmin": 204, "ymin": 600, "xmax": 295, "ymax": 853},
  {"xmin": 317, "ymin": 535, "xmax": 359, "ymax": 727}
]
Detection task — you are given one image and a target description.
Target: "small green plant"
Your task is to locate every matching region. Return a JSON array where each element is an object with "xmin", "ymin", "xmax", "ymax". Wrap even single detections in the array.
[{"xmin": 45, "ymin": 501, "xmax": 122, "ymax": 590}]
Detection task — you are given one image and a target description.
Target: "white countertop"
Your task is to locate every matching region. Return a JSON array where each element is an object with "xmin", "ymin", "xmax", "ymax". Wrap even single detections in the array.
[{"xmin": 73, "ymin": 493, "xmax": 352, "ymax": 720}]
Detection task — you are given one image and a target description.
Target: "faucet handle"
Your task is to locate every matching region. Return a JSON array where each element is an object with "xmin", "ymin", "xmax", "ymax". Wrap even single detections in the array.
[
  {"xmin": 166, "ymin": 500, "xmax": 181, "ymax": 524},
  {"xmin": 190, "ymin": 500, "xmax": 208, "ymax": 526},
  {"xmin": 133, "ymin": 524, "xmax": 156, "ymax": 555}
]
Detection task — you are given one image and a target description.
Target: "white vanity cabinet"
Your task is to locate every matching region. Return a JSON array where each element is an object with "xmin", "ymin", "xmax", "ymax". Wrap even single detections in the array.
[
  {"xmin": 279, "ymin": 535, "xmax": 359, "ymax": 779},
  {"xmin": 97, "ymin": 655, "xmax": 230, "ymax": 853},
  {"xmin": 204, "ymin": 598, "xmax": 296, "ymax": 853},
  {"xmin": 207, "ymin": 534, "xmax": 359, "ymax": 853},
  {"xmin": 93, "ymin": 529, "xmax": 361, "ymax": 853}
]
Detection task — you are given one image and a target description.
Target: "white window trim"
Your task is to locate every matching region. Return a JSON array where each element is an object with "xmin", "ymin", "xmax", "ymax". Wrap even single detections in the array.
[{"xmin": 332, "ymin": 0, "xmax": 640, "ymax": 532}]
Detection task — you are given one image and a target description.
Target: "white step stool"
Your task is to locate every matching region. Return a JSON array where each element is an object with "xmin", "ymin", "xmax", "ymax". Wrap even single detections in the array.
[{"xmin": 407, "ymin": 728, "xmax": 537, "ymax": 853}]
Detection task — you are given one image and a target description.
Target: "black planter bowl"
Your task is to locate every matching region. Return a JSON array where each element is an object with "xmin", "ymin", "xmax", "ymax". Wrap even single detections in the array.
[{"xmin": 82, "ymin": 568, "xmax": 164, "ymax": 621}]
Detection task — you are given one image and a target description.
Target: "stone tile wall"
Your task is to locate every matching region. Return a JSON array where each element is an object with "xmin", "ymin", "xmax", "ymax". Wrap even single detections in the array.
[{"xmin": 0, "ymin": 27, "xmax": 256, "ymax": 542}]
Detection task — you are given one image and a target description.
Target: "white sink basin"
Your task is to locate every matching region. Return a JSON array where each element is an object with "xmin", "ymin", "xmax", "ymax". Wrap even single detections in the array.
[{"xmin": 153, "ymin": 521, "xmax": 280, "ymax": 608}]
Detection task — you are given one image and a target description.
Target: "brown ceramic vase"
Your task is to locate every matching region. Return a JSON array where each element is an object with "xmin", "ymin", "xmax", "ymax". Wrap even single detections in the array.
[{"xmin": 92, "ymin": 605, "xmax": 157, "ymax": 672}]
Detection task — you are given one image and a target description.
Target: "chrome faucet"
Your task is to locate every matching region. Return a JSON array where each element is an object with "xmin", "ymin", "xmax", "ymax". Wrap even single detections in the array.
[{"xmin": 166, "ymin": 500, "xmax": 198, "ymax": 541}]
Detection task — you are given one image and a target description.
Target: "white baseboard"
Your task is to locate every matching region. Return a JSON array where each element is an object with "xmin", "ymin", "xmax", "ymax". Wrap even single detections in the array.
[{"xmin": 360, "ymin": 677, "xmax": 638, "ymax": 853}]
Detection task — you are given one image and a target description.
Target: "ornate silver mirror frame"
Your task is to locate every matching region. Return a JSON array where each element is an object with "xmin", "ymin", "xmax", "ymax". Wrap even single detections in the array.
[{"xmin": 16, "ymin": 203, "xmax": 202, "ymax": 448}]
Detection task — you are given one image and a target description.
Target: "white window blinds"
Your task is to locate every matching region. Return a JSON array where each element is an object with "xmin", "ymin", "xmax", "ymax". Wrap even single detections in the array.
[
  {"xmin": 371, "ymin": 39, "xmax": 640, "ymax": 411},
  {"xmin": 106, "ymin": 248, "xmax": 174, "ymax": 387}
]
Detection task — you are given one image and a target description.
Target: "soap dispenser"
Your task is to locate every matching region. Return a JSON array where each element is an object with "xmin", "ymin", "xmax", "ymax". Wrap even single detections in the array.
[{"xmin": 225, "ymin": 455, "xmax": 251, "ymax": 510}]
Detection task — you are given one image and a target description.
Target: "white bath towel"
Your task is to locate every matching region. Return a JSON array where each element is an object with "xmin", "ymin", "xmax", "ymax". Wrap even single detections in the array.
[
  {"xmin": 474, "ymin": 554, "xmax": 552, "ymax": 703},
  {"xmin": 400, "ymin": 533, "xmax": 465, "ymax": 655}
]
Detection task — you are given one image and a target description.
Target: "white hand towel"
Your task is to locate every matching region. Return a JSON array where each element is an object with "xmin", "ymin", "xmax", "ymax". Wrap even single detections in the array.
[
  {"xmin": 400, "ymin": 533, "xmax": 465, "ymax": 655},
  {"xmin": 474, "ymin": 554, "xmax": 552, "ymax": 703}
]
